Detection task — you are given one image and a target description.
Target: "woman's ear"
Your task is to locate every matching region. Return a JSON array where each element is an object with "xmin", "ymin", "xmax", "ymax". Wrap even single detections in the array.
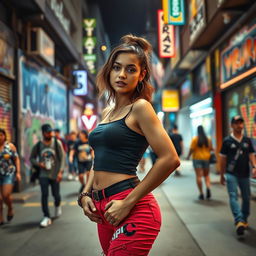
[{"xmin": 139, "ymin": 69, "xmax": 146, "ymax": 82}]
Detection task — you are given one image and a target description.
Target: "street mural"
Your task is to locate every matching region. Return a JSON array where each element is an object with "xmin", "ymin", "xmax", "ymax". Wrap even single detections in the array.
[
  {"xmin": 19, "ymin": 55, "xmax": 67, "ymax": 182},
  {"xmin": 0, "ymin": 96, "xmax": 12, "ymax": 141}
]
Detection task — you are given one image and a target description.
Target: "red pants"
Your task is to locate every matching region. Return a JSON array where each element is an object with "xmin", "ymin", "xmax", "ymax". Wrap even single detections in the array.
[{"xmin": 93, "ymin": 189, "xmax": 162, "ymax": 256}]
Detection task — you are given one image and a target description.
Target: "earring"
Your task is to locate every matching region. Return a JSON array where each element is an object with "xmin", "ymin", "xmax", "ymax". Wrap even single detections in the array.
[{"xmin": 136, "ymin": 81, "xmax": 144, "ymax": 93}]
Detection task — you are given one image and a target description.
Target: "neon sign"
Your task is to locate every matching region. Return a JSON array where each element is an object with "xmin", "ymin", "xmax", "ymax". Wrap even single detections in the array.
[{"xmin": 220, "ymin": 25, "xmax": 256, "ymax": 89}]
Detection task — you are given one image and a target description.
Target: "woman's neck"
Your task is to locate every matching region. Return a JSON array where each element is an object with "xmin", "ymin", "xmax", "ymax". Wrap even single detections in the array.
[{"xmin": 114, "ymin": 97, "xmax": 132, "ymax": 110}]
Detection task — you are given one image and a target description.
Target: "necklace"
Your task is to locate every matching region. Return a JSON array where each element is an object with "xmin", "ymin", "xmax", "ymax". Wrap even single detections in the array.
[{"xmin": 108, "ymin": 106, "xmax": 126, "ymax": 122}]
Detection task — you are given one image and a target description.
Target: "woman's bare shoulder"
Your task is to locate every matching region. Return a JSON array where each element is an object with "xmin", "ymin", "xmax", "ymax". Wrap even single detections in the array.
[{"xmin": 133, "ymin": 99, "xmax": 152, "ymax": 111}]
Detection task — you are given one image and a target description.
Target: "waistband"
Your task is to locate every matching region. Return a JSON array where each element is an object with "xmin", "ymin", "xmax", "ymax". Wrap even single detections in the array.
[{"xmin": 92, "ymin": 177, "xmax": 140, "ymax": 202}]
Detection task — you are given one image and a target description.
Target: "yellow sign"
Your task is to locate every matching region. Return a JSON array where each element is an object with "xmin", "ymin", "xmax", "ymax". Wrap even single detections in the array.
[{"xmin": 162, "ymin": 90, "xmax": 179, "ymax": 112}]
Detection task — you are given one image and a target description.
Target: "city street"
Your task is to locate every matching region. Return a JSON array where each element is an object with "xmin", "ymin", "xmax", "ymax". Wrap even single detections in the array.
[{"xmin": 1, "ymin": 160, "xmax": 256, "ymax": 256}]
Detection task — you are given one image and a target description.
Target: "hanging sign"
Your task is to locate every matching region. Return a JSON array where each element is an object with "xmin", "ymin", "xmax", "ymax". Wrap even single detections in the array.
[
  {"xmin": 162, "ymin": 0, "xmax": 185, "ymax": 25},
  {"xmin": 83, "ymin": 19, "xmax": 97, "ymax": 74},
  {"xmin": 162, "ymin": 90, "xmax": 179, "ymax": 112},
  {"xmin": 158, "ymin": 10, "xmax": 175, "ymax": 58},
  {"xmin": 189, "ymin": 0, "xmax": 206, "ymax": 44}
]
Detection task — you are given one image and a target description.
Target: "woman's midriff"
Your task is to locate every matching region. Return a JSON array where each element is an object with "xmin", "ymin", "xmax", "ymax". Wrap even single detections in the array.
[{"xmin": 93, "ymin": 171, "xmax": 137, "ymax": 190}]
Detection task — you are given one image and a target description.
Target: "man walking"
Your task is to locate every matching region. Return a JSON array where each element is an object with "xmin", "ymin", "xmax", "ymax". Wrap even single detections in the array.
[
  {"xmin": 169, "ymin": 124, "xmax": 183, "ymax": 176},
  {"xmin": 30, "ymin": 124, "xmax": 65, "ymax": 228},
  {"xmin": 219, "ymin": 115, "xmax": 256, "ymax": 236}
]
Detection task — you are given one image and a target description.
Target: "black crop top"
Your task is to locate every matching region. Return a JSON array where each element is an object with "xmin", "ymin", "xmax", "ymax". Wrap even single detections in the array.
[{"xmin": 88, "ymin": 113, "xmax": 148, "ymax": 175}]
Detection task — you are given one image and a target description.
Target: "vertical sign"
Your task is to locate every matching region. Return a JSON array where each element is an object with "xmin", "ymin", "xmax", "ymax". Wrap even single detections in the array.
[
  {"xmin": 83, "ymin": 19, "xmax": 97, "ymax": 74},
  {"xmin": 162, "ymin": 0, "xmax": 185, "ymax": 25},
  {"xmin": 158, "ymin": 10, "xmax": 175, "ymax": 58}
]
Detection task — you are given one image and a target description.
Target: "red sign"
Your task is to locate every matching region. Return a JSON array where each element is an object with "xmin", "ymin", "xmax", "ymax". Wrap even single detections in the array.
[{"xmin": 158, "ymin": 10, "xmax": 175, "ymax": 58}]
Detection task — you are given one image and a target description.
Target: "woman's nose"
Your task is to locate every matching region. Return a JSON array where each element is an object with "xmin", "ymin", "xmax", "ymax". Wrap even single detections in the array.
[{"xmin": 118, "ymin": 68, "xmax": 126, "ymax": 78}]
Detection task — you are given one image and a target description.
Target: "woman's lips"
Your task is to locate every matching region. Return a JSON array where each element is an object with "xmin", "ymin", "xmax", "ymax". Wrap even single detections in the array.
[{"xmin": 116, "ymin": 81, "xmax": 127, "ymax": 86}]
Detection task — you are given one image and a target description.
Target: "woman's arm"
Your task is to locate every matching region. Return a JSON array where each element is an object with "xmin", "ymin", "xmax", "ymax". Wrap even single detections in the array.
[
  {"xmin": 122, "ymin": 100, "xmax": 180, "ymax": 205},
  {"xmin": 10, "ymin": 143, "xmax": 21, "ymax": 182},
  {"xmin": 104, "ymin": 99, "xmax": 180, "ymax": 225},
  {"xmin": 80, "ymin": 169, "xmax": 102, "ymax": 224}
]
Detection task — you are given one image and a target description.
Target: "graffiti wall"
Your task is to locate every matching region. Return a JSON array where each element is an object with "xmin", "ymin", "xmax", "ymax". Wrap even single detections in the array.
[
  {"xmin": 0, "ymin": 85, "xmax": 12, "ymax": 141},
  {"xmin": 19, "ymin": 55, "xmax": 67, "ymax": 182}
]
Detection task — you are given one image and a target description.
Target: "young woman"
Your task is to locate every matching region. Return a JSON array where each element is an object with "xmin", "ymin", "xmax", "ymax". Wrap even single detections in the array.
[
  {"xmin": 0, "ymin": 128, "xmax": 21, "ymax": 224},
  {"xmin": 77, "ymin": 35, "xmax": 180, "ymax": 255},
  {"xmin": 187, "ymin": 125, "xmax": 213, "ymax": 200},
  {"xmin": 69, "ymin": 130, "xmax": 94, "ymax": 193}
]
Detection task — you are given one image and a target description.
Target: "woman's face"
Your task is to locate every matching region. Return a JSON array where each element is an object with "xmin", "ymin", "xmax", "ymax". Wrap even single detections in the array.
[
  {"xmin": 0, "ymin": 132, "xmax": 6, "ymax": 144},
  {"xmin": 110, "ymin": 53, "xmax": 144, "ymax": 97},
  {"xmin": 79, "ymin": 132, "xmax": 87, "ymax": 141}
]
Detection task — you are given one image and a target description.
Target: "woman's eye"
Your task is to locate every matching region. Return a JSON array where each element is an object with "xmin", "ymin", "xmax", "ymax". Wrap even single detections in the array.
[
  {"xmin": 113, "ymin": 65, "xmax": 120, "ymax": 71},
  {"xmin": 127, "ymin": 67, "xmax": 136, "ymax": 73}
]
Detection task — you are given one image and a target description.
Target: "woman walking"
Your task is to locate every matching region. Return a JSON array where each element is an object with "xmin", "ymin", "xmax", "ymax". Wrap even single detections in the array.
[
  {"xmin": 0, "ymin": 128, "xmax": 21, "ymax": 224},
  {"xmin": 77, "ymin": 34, "xmax": 180, "ymax": 255},
  {"xmin": 187, "ymin": 125, "xmax": 213, "ymax": 200}
]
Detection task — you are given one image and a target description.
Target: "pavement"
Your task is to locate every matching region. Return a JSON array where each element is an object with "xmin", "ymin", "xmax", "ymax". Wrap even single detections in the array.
[
  {"xmin": 1, "ymin": 159, "xmax": 256, "ymax": 256},
  {"xmin": 160, "ymin": 160, "xmax": 256, "ymax": 256}
]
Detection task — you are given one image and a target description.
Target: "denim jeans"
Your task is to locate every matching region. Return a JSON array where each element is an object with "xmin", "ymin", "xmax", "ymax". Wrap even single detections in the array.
[
  {"xmin": 225, "ymin": 173, "xmax": 250, "ymax": 223},
  {"xmin": 39, "ymin": 178, "xmax": 61, "ymax": 217}
]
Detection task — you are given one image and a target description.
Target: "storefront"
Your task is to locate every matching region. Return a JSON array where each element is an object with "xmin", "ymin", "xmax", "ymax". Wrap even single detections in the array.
[
  {"xmin": 0, "ymin": 20, "xmax": 15, "ymax": 142},
  {"xmin": 219, "ymin": 19, "xmax": 256, "ymax": 185},
  {"xmin": 177, "ymin": 57, "xmax": 215, "ymax": 155}
]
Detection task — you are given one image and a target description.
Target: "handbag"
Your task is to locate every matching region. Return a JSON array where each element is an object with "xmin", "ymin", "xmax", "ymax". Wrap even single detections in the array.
[
  {"xmin": 209, "ymin": 152, "xmax": 217, "ymax": 164},
  {"xmin": 30, "ymin": 165, "xmax": 41, "ymax": 183}
]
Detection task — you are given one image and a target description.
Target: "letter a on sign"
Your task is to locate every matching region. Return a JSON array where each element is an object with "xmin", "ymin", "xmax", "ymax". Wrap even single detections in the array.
[{"xmin": 158, "ymin": 10, "xmax": 175, "ymax": 58}]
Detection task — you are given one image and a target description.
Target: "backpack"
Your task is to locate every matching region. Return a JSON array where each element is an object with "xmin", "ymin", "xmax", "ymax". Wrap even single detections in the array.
[{"xmin": 30, "ymin": 139, "xmax": 61, "ymax": 183}]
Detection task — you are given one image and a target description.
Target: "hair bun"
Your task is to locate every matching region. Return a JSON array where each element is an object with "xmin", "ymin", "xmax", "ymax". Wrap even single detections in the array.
[{"xmin": 121, "ymin": 34, "xmax": 152, "ymax": 54}]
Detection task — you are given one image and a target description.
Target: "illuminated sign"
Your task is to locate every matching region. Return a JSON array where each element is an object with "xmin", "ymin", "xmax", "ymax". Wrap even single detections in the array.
[
  {"xmin": 162, "ymin": 0, "xmax": 185, "ymax": 25},
  {"xmin": 73, "ymin": 70, "xmax": 88, "ymax": 96},
  {"xmin": 158, "ymin": 10, "xmax": 175, "ymax": 58},
  {"xmin": 220, "ymin": 24, "xmax": 256, "ymax": 89},
  {"xmin": 81, "ymin": 103, "xmax": 97, "ymax": 131},
  {"xmin": 83, "ymin": 19, "xmax": 97, "ymax": 74},
  {"xmin": 162, "ymin": 90, "xmax": 179, "ymax": 112}
]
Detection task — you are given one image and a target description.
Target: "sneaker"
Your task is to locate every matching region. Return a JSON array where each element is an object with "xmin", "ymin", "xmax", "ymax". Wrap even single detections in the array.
[
  {"xmin": 40, "ymin": 217, "xmax": 52, "ymax": 228},
  {"xmin": 67, "ymin": 174, "xmax": 73, "ymax": 181},
  {"xmin": 198, "ymin": 194, "xmax": 204, "ymax": 200},
  {"xmin": 206, "ymin": 188, "xmax": 211, "ymax": 199},
  {"xmin": 74, "ymin": 176, "xmax": 79, "ymax": 181},
  {"xmin": 243, "ymin": 221, "xmax": 249, "ymax": 229},
  {"xmin": 174, "ymin": 170, "xmax": 181, "ymax": 176},
  {"xmin": 55, "ymin": 206, "xmax": 62, "ymax": 218},
  {"xmin": 236, "ymin": 221, "xmax": 245, "ymax": 236}
]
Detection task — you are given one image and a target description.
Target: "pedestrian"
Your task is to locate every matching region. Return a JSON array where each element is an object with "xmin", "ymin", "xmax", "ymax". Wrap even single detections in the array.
[
  {"xmin": 69, "ymin": 130, "xmax": 94, "ymax": 193},
  {"xmin": 168, "ymin": 124, "xmax": 183, "ymax": 176},
  {"xmin": 219, "ymin": 115, "xmax": 256, "ymax": 236},
  {"xmin": 30, "ymin": 124, "xmax": 65, "ymax": 228},
  {"xmin": 186, "ymin": 125, "xmax": 213, "ymax": 200},
  {"xmin": 67, "ymin": 131, "xmax": 78, "ymax": 180},
  {"xmin": 77, "ymin": 34, "xmax": 180, "ymax": 255},
  {"xmin": 54, "ymin": 128, "xmax": 68, "ymax": 153},
  {"xmin": 0, "ymin": 128, "xmax": 21, "ymax": 225}
]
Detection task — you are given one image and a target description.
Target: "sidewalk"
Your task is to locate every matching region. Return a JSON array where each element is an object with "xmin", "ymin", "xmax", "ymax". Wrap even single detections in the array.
[{"xmin": 160, "ymin": 160, "xmax": 256, "ymax": 256}]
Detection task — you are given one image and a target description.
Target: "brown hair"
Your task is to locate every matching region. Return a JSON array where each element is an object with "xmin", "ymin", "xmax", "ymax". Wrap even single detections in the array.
[
  {"xmin": 0, "ymin": 128, "xmax": 7, "ymax": 141},
  {"xmin": 96, "ymin": 34, "xmax": 154, "ymax": 104}
]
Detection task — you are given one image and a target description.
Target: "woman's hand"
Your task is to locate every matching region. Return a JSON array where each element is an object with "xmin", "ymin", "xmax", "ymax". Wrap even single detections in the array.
[
  {"xmin": 16, "ymin": 172, "xmax": 21, "ymax": 182},
  {"xmin": 104, "ymin": 200, "xmax": 133, "ymax": 227},
  {"xmin": 81, "ymin": 196, "xmax": 102, "ymax": 224}
]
